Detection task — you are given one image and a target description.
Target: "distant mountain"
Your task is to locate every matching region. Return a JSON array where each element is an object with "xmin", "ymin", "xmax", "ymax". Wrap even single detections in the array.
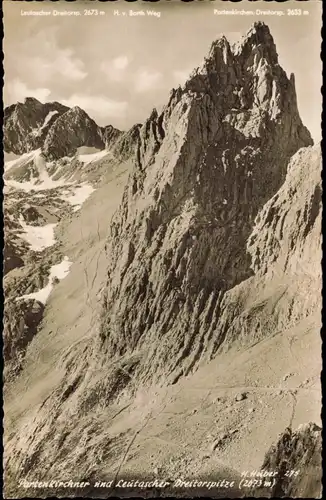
[
  {"xmin": 42, "ymin": 106, "xmax": 105, "ymax": 160},
  {"xmin": 2, "ymin": 98, "xmax": 140, "ymax": 380},
  {"xmin": 102, "ymin": 124, "xmax": 123, "ymax": 149},
  {"xmin": 4, "ymin": 97, "xmax": 70, "ymax": 155},
  {"xmin": 111, "ymin": 123, "xmax": 142, "ymax": 161},
  {"xmin": 3, "ymin": 98, "xmax": 141, "ymax": 161}
]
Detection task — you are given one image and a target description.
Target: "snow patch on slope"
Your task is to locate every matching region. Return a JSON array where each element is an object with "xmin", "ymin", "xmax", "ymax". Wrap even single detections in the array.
[
  {"xmin": 63, "ymin": 184, "xmax": 95, "ymax": 211},
  {"xmin": 18, "ymin": 216, "xmax": 57, "ymax": 251},
  {"xmin": 18, "ymin": 257, "xmax": 73, "ymax": 305},
  {"xmin": 31, "ymin": 111, "xmax": 59, "ymax": 137},
  {"xmin": 78, "ymin": 149, "xmax": 111, "ymax": 165},
  {"xmin": 42, "ymin": 111, "xmax": 58, "ymax": 129},
  {"xmin": 6, "ymin": 177, "xmax": 66, "ymax": 192},
  {"xmin": 5, "ymin": 149, "xmax": 67, "ymax": 191},
  {"xmin": 4, "ymin": 150, "xmax": 39, "ymax": 173},
  {"xmin": 5, "ymin": 148, "xmax": 96, "ymax": 211}
]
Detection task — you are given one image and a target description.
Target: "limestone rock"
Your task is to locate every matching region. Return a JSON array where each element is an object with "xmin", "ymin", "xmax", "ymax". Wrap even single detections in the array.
[
  {"xmin": 4, "ymin": 97, "xmax": 69, "ymax": 155},
  {"xmin": 235, "ymin": 392, "xmax": 247, "ymax": 402},
  {"xmin": 4, "ymin": 99, "xmax": 126, "ymax": 162},
  {"xmin": 112, "ymin": 123, "xmax": 142, "ymax": 161},
  {"xmin": 42, "ymin": 106, "xmax": 104, "ymax": 160},
  {"xmin": 215, "ymin": 144, "xmax": 321, "ymax": 355},
  {"xmin": 255, "ymin": 423, "xmax": 322, "ymax": 497},
  {"xmin": 3, "ymin": 298, "xmax": 45, "ymax": 377},
  {"xmin": 2, "ymin": 23, "xmax": 321, "ymax": 497},
  {"xmin": 98, "ymin": 22, "xmax": 313, "ymax": 388},
  {"xmin": 101, "ymin": 124, "xmax": 123, "ymax": 149}
]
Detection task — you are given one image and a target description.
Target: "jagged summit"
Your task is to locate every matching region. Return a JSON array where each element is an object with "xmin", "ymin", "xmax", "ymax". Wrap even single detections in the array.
[
  {"xmin": 245, "ymin": 21, "xmax": 274, "ymax": 41},
  {"xmin": 4, "ymin": 98, "xmax": 70, "ymax": 155},
  {"xmin": 167, "ymin": 22, "xmax": 306, "ymax": 146},
  {"xmin": 234, "ymin": 21, "xmax": 278, "ymax": 61},
  {"xmin": 23, "ymin": 96, "xmax": 43, "ymax": 105},
  {"xmin": 97, "ymin": 23, "xmax": 313, "ymax": 388},
  {"xmin": 3, "ymin": 96, "xmax": 141, "ymax": 166},
  {"xmin": 111, "ymin": 123, "xmax": 142, "ymax": 161},
  {"xmin": 68, "ymin": 105, "xmax": 89, "ymax": 118},
  {"xmin": 102, "ymin": 124, "xmax": 123, "ymax": 149},
  {"xmin": 42, "ymin": 106, "xmax": 105, "ymax": 160},
  {"xmin": 70, "ymin": 104, "xmax": 83, "ymax": 112},
  {"xmin": 208, "ymin": 35, "xmax": 231, "ymax": 59},
  {"xmin": 179, "ymin": 23, "xmax": 278, "ymax": 93},
  {"xmin": 4, "ymin": 99, "xmax": 125, "ymax": 160}
]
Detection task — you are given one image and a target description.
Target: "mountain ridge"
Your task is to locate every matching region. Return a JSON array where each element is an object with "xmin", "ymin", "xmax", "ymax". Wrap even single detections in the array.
[
  {"xmin": 4, "ymin": 97, "xmax": 140, "ymax": 161},
  {"xmin": 96, "ymin": 21, "xmax": 314, "ymax": 389},
  {"xmin": 3, "ymin": 22, "xmax": 321, "ymax": 498}
]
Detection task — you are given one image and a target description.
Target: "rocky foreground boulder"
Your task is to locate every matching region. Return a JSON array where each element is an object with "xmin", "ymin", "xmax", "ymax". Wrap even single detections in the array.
[{"xmin": 252, "ymin": 423, "xmax": 322, "ymax": 498}]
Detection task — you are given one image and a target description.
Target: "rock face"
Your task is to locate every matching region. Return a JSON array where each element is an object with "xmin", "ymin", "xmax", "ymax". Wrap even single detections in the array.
[
  {"xmin": 43, "ymin": 106, "xmax": 105, "ymax": 160},
  {"xmin": 98, "ymin": 22, "xmax": 313, "ymax": 387},
  {"xmin": 256, "ymin": 423, "xmax": 322, "ymax": 498},
  {"xmin": 3, "ymin": 298, "xmax": 45, "ymax": 376},
  {"xmin": 248, "ymin": 147, "xmax": 321, "ymax": 279},
  {"xmin": 3, "ymin": 210, "xmax": 29, "ymax": 276},
  {"xmin": 102, "ymin": 124, "xmax": 123, "ymax": 149},
  {"xmin": 3, "ymin": 242, "xmax": 24, "ymax": 275},
  {"xmin": 4, "ymin": 98, "xmax": 124, "ymax": 161},
  {"xmin": 214, "ymin": 144, "xmax": 321, "ymax": 356},
  {"xmin": 4, "ymin": 97, "xmax": 69, "ymax": 155},
  {"xmin": 112, "ymin": 123, "xmax": 142, "ymax": 161}
]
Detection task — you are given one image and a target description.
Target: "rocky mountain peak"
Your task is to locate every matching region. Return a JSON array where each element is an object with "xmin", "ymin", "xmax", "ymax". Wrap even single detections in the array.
[
  {"xmin": 23, "ymin": 96, "xmax": 42, "ymax": 106},
  {"xmin": 234, "ymin": 21, "xmax": 278, "ymax": 62},
  {"xmin": 42, "ymin": 107, "xmax": 105, "ymax": 160},
  {"xmin": 102, "ymin": 124, "xmax": 123, "ymax": 149},
  {"xmin": 3, "ymin": 21, "xmax": 321, "ymax": 496},
  {"xmin": 4, "ymin": 100, "xmax": 124, "ymax": 161},
  {"xmin": 68, "ymin": 105, "xmax": 89, "ymax": 119},
  {"xmin": 111, "ymin": 123, "xmax": 142, "ymax": 161},
  {"xmin": 4, "ymin": 98, "xmax": 69, "ymax": 155},
  {"xmin": 207, "ymin": 35, "xmax": 232, "ymax": 65},
  {"xmin": 98, "ymin": 23, "xmax": 313, "ymax": 388}
]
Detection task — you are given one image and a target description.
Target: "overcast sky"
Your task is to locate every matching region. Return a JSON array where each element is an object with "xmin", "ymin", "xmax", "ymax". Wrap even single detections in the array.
[{"xmin": 3, "ymin": 0, "xmax": 322, "ymax": 142}]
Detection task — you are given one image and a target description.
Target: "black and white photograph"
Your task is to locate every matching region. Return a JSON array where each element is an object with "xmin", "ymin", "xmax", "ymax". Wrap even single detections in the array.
[{"xmin": 2, "ymin": 0, "xmax": 322, "ymax": 497}]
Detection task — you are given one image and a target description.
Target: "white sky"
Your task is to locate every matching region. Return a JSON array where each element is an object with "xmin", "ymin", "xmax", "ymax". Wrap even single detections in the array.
[{"xmin": 3, "ymin": 0, "xmax": 322, "ymax": 142}]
